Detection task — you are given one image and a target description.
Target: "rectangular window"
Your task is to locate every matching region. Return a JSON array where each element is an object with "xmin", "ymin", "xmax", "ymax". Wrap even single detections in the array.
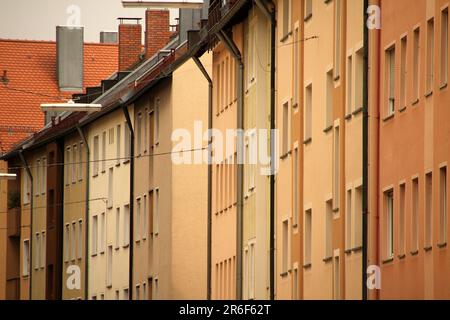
[
  {"xmin": 92, "ymin": 215, "xmax": 98, "ymax": 255},
  {"xmin": 333, "ymin": 254, "xmax": 340, "ymax": 300},
  {"xmin": 72, "ymin": 145, "xmax": 77, "ymax": 183},
  {"xmin": 400, "ymin": 36, "xmax": 408, "ymax": 108},
  {"xmin": 77, "ymin": 220, "xmax": 82, "ymax": 260},
  {"xmin": 413, "ymin": 28, "xmax": 420, "ymax": 101},
  {"xmin": 109, "ymin": 127, "xmax": 114, "ymax": 144},
  {"xmin": 78, "ymin": 142, "xmax": 83, "ymax": 181},
  {"xmin": 93, "ymin": 136, "xmax": 99, "ymax": 176},
  {"xmin": 23, "ymin": 240, "xmax": 30, "ymax": 277},
  {"xmin": 355, "ymin": 48, "xmax": 364, "ymax": 110},
  {"xmin": 346, "ymin": 189, "xmax": 352, "ymax": 250},
  {"xmin": 64, "ymin": 223, "xmax": 70, "ymax": 261},
  {"xmin": 107, "ymin": 245, "xmax": 112, "ymax": 288},
  {"xmin": 385, "ymin": 190, "xmax": 394, "ymax": 258},
  {"xmin": 41, "ymin": 231, "xmax": 46, "ymax": 268},
  {"xmin": 154, "ymin": 189, "xmax": 159, "ymax": 235},
  {"xmin": 293, "ymin": 147, "xmax": 299, "ymax": 227},
  {"xmin": 137, "ymin": 112, "xmax": 142, "ymax": 155},
  {"xmin": 100, "ymin": 212, "xmax": 105, "ymax": 254},
  {"xmin": 215, "ymin": 64, "xmax": 220, "ymax": 115},
  {"xmin": 136, "ymin": 285, "xmax": 141, "ymax": 300},
  {"xmin": 386, "ymin": 46, "xmax": 396, "ymax": 116},
  {"xmin": 334, "ymin": 0, "xmax": 342, "ymax": 79},
  {"xmin": 115, "ymin": 290, "xmax": 120, "ymax": 300},
  {"xmin": 333, "ymin": 126, "xmax": 340, "ymax": 210},
  {"xmin": 439, "ymin": 166, "xmax": 447, "ymax": 244},
  {"xmin": 249, "ymin": 242, "xmax": 255, "ymax": 300},
  {"xmin": 123, "ymin": 288, "xmax": 129, "ymax": 300},
  {"xmin": 326, "ymin": 70, "xmax": 334, "ymax": 129},
  {"xmin": 411, "ymin": 177, "xmax": 419, "ymax": 252},
  {"xmin": 71, "ymin": 222, "xmax": 76, "ymax": 261},
  {"xmin": 149, "ymin": 191, "xmax": 154, "ymax": 235},
  {"xmin": 116, "ymin": 125, "xmax": 121, "ymax": 165},
  {"xmin": 124, "ymin": 122, "xmax": 131, "ymax": 162},
  {"xmin": 154, "ymin": 98, "xmax": 160, "ymax": 145},
  {"xmin": 293, "ymin": 267, "xmax": 298, "ymax": 300},
  {"xmin": 282, "ymin": 101, "xmax": 290, "ymax": 155},
  {"xmin": 23, "ymin": 171, "xmax": 30, "ymax": 204},
  {"xmin": 305, "ymin": 0, "xmax": 312, "ymax": 20},
  {"xmin": 425, "ymin": 172, "xmax": 433, "ymax": 248},
  {"xmin": 143, "ymin": 195, "xmax": 147, "ymax": 240},
  {"xmin": 124, "ymin": 205, "xmax": 130, "ymax": 247},
  {"xmin": 293, "ymin": 26, "xmax": 299, "ymax": 106},
  {"xmin": 34, "ymin": 233, "xmax": 40, "ymax": 270},
  {"xmin": 108, "ymin": 168, "xmax": 113, "ymax": 209},
  {"xmin": 282, "ymin": 220, "xmax": 289, "ymax": 274},
  {"xmin": 282, "ymin": 0, "xmax": 291, "ymax": 37},
  {"xmin": 135, "ymin": 198, "xmax": 141, "ymax": 242},
  {"xmin": 65, "ymin": 148, "xmax": 70, "ymax": 184},
  {"xmin": 441, "ymin": 8, "xmax": 449, "ymax": 86},
  {"xmin": 35, "ymin": 160, "xmax": 40, "ymax": 196},
  {"xmin": 346, "ymin": 55, "xmax": 353, "ymax": 115},
  {"xmin": 102, "ymin": 131, "xmax": 106, "ymax": 172},
  {"xmin": 325, "ymin": 199, "xmax": 333, "ymax": 259},
  {"xmin": 143, "ymin": 282, "xmax": 147, "ymax": 300},
  {"xmin": 304, "ymin": 209, "xmax": 312, "ymax": 266},
  {"xmin": 354, "ymin": 186, "xmax": 363, "ymax": 248},
  {"xmin": 41, "ymin": 158, "xmax": 46, "ymax": 194},
  {"xmin": 399, "ymin": 183, "xmax": 406, "ymax": 256},
  {"xmin": 427, "ymin": 18, "xmax": 435, "ymax": 93},
  {"xmin": 115, "ymin": 208, "xmax": 120, "ymax": 249},
  {"xmin": 304, "ymin": 84, "xmax": 312, "ymax": 142},
  {"xmin": 144, "ymin": 108, "xmax": 148, "ymax": 153}
]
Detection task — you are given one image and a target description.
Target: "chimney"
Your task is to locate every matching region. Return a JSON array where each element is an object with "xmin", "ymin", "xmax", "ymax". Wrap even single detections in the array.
[
  {"xmin": 100, "ymin": 31, "xmax": 118, "ymax": 44},
  {"xmin": 118, "ymin": 18, "xmax": 142, "ymax": 71},
  {"xmin": 56, "ymin": 26, "xmax": 84, "ymax": 91},
  {"xmin": 145, "ymin": 10, "xmax": 171, "ymax": 60}
]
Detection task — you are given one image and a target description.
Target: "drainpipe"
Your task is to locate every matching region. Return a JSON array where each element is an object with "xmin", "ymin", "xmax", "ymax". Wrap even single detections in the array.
[
  {"xmin": 122, "ymin": 104, "xmax": 135, "ymax": 300},
  {"xmin": 76, "ymin": 126, "xmax": 89, "ymax": 300},
  {"xmin": 362, "ymin": 0, "xmax": 369, "ymax": 301},
  {"xmin": 216, "ymin": 29, "xmax": 244, "ymax": 300},
  {"xmin": 254, "ymin": 0, "xmax": 276, "ymax": 301},
  {"xmin": 19, "ymin": 150, "xmax": 33, "ymax": 300},
  {"xmin": 192, "ymin": 56, "xmax": 213, "ymax": 300}
]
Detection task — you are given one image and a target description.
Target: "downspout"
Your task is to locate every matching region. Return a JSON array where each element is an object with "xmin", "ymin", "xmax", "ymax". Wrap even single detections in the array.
[
  {"xmin": 122, "ymin": 104, "xmax": 135, "ymax": 300},
  {"xmin": 192, "ymin": 56, "xmax": 213, "ymax": 300},
  {"xmin": 362, "ymin": 0, "xmax": 369, "ymax": 301},
  {"xmin": 254, "ymin": 0, "xmax": 276, "ymax": 301},
  {"xmin": 19, "ymin": 150, "xmax": 33, "ymax": 300},
  {"xmin": 76, "ymin": 126, "xmax": 89, "ymax": 300},
  {"xmin": 216, "ymin": 29, "xmax": 244, "ymax": 300}
]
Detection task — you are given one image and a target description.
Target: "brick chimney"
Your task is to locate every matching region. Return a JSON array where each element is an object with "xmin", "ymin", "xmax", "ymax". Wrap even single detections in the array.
[
  {"xmin": 118, "ymin": 18, "xmax": 142, "ymax": 71},
  {"xmin": 145, "ymin": 10, "xmax": 172, "ymax": 60}
]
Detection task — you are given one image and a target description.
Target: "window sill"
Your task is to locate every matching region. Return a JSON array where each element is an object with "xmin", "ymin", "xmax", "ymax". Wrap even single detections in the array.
[
  {"xmin": 425, "ymin": 90, "xmax": 433, "ymax": 98},
  {"xmin": 323, "ymin": 256, "xmax": 333, "ymax": 263},
  {"xmin": 345, "ymin": 113, "xmax": 352, "ymax": 121},
  {"xmin": 410, "ymin": 250, "xmax": 419, "ymax": 256},
  {"xmin": 303, "ymin": 137, "xmax": 312, "ymax": 145},
  {"xmin": 92, "ymin": 174, "xmax": 98, "ymax": 178},
  {"xmin": 424, "ymin": 246, "xmax": 433, "ymax": 252},
  {"xmin": 352, "ymin": 246, "xmax": 363, "ymax": 253},
  {"xmin": 397, "ymin": 254, "xmax": 406, "ymax": 260},
  {"xmin": 280, "ymin": 31, "xmax": 292, "ymax": 43},
  {"xmin": 334, "ymin": 75, "xmax": 340, "ymax": 82},
  {"xmin": 115, "ymin": 162, "xmax": 120, "ymax": 167},
  {"xmin": 123, "ymin": 160, "xmax": 130, "ymax": 165},
  {"xmin": 304, "ymin": 14, "xmax": 312, "ymax": 22},
  {"xmin": 437, "ymin": 242, "xmax": 447, "ymax": 249},
  {"xmin": 303, "ymin": 263, "xmax": 312, "ymax": 269},
  {"xmin": 332, "ymin": 207, "xmax": 339, "ymax": 213},
  {"xmin": 353, "ymin": 107, "xmax": 363, "ymax": 116},
  {"xmin": 280, "ymin": 272, "xmax": 288, "ymax": 278},
  {"xmin": 411, "ymin": 98, "xmax": 419, "ymax": 106},
  {"xmin": 383, "ymin": 113, "xmax": 395, "ymax": 122},
  {"xmin": 91, "ymin": 253, "xmax": 97, "ymax": 257},
  {"xmin": 292, "ymin": 102, "xmax": 299, "ymax": 109},
  {"xmin": 115, "ymin": 246, "xmax": 120, "ymax": 251},
  {"xmin": 323, "ymin": 125, "xmax": 333, "ymax": 134},
  {"xmin": 382, "ymin": 257, "xmax": 394, "ymax": 264},
  {"xmin": 345, "ymin": 249, "xmax": 352, "ymax": 255},
  {"xmin": 280, "ymin": 151, "xmax": 291, "ymax": 160},
  {"xmin": 122, "ymin": 244, "xmax": 130, "ymax": 249},
  {"xmin": 398, "ymin": 106, "xmax": 407, "ymax": 113},
  {"xmin": 439, "ymin": 82, "xmax": 448, "ymax": 90}
]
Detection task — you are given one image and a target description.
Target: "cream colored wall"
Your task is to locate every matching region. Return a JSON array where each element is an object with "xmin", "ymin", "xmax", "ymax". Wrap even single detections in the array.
[
  {"xmin": 88, "ymin": 109, "xmax": 131, "ymax": 300},
  {"xmin": 170, "ymin": 52, "xmax": 210, "ymax": 299},
  {"xmin": 62, "ymin": 132, "xmax": 86, "ymax": 300},
  {"xmin": 0, "ymin": 160, "xmax": 7, "ymax": 299}
]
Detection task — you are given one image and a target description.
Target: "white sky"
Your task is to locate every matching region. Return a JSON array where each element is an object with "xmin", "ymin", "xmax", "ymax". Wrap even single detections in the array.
[{"xmin": 0, "ymin": 0, "xmax": 179, "ymax": 43}]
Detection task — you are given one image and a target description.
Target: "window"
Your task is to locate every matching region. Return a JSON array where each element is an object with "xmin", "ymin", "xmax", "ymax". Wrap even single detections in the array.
[
  {"xmin": 355, "ymin": 48, "xmax": 364, "ymax": 110},
  {"xmin": 248, "ymin": 242, "xmax": 255, "ymax": 300},
  {"xmin": 154, "ymin": 98, "xmax": 160, "ymax": 145},
  {"xmin": 72, "ymin": 144, "xmax": 77, "ymax": 184},
  {"xmin": 71, "ymin": 221, "xmax": 76, "ymax": 261},
  {"xmin": 108, "ymin": 168, "xmax": 113, "ymax": 209},
  {"xmin": 102, "ymin": 131, "xmax": 106, "ymax": 172},
  {"xmin": 137, "ymin": 112, "xmax": 142, "ymax": 155},
  {"xmin": 65, "ymin": 223, "xmax": 70, "ymax": 261},
  {"xmin": 293, "ymin": 267, "xmax": 298, "ymax": 300},
  {"xmin": 23, "ymin": 240, "xmax": 30, "ymax": 277},
  {"xmin": 23, "ymin": 171, "xmax": 30, "ymax": 204},
  {"xmin": 293, "ymin": 147, "xmax": 299, "ymax": 227},
  {"xmin": 149, "ymin": 191, "xmax": 154, "ymax": 235},
  {"xmin": 136, "ymin": 285, "xmax": 141, "ymax": 300},
  {"xmin": 425, "ymin": 172, "xmax": 433, "ymax": 248},
  {"xmin": 35, "ymin": 160, "xmax": 40, "ymax": 196},
  {"xmin": 77, "ymin": 220, "xmax": 82, "ymax": 260},
  {"xmin": 144, "ymin": 108, "xmax": 148, "ymax": 153},
  {"xmin": 41, "ymin": 157, "xmax": 47, "ymax": 194},
  {"xmin": 124, "ymin": 122, "xmax": 131, "ymax": 162},
  {"xmin": 93, "ymin": 136, "xmax": 99, "ymax": 176},
  {"xmin": 107, "ymin": 245, "xmax": 112, "ymax": 288},
  {"xmin": 41, "ymin": 231, "xmax": 46, "ymax": 269},
  {"xmin": 346, "ymin": 55, "xmax": 353, "ymax": 115},
  {"xmin": 123, "ymin": 288, "xmax": 129, "ymax": 300},
  {"xmin": 333, "ymin": 254, "xmax": 340, "ymax": 300},
  {"xmin": 293, "ymin": 26, "xmax": 299, "ymax": 106},
  {"xmin": 304, "ymin": 84, "xmax": 312, "ymax": 142},
  {"xmin": 116, "ymin": 125, "xmax": 121, "ymax": 165},
  {"xmin": 399, "ymin": 183, "xmax": 406, "ymax": 256},
  {"xmin": 305, "ymin": 0, "xmax": 312, "ymax": 21},
  {"xmin": 400, "ymin": 36, "xmax": 408, "ymax": 108},
  {"xmin": 143, "ymin": 282, "xmax": 147, "ymax": 300},
  {"xmin": 78, "ymin": 143, "xmax": 83, "ymax": 181},
  {"xmin": 154, "ymin": 189, "xmax": 159, "ymax": 235},
  {"xmin": 65, "ymin": 148, "xmax": 70, "ymax": 185},
  {"xmin": 325, "ymin": 200, "xmax": 333, "ymax": 259},
  {"xmin": 246, "ymin": 20, "xmax": 256, "ymax": 85},
  {"xmin": 215, "ymin": 64, "xmax": 221, "ymax": 115},
  {"xmin": 326, "ymin": 70, "xmax": 334, "ymax": 129},
  {"xmin": 333, "ymin": 125, "xmax": 340, "ymax": 210},
  {"xmin": 386, "ymin": 46, "xmax": 396, "ymax": 116},
  {"xmin": 282, "ymin": 219, "xmax": 289, "ymax": 274},
  {"xmin": 304, "ymin": 209, "xmax": 312, "ymax": 266},
  {"xmin": 354, "ymin": 186, "xmax": 362, "ymax": 248},
  {"xmin": 439, "ymin": 166, "xmax": 447, "ymax": 244},
  {"xmin": 109, "ymin": 127, "xmax": 114, "ymax": 145},
  {"xmin": 92, "ymin": 215, "xmax": 98, "ymax": 255},
  {"xmin": 334, "ymin": 0, "xmax": 342, "ymax": 79},
  {"xmin": 100, "ymin": 212, "xmax": 105, "ymax": 254},
  {"xmin": 346, "ymin": 189, "xmax": 352, "ymax": 250},
  {"xmin": 143, "ymin": 195, "xmax": 147, "ymax": 240},
  {"xmin": 124, "ymin": 205, "xmax": 130, "ymax": 247},
  {"xmin": 441, "ymin": 8, "xmax": 448, "ymax": 86},
  {"xmin": 282, "ymin": 101, "xmax": 290, "ymax": 155},
  {"xmin": 385, "ymin": 189, "xmax": 394, "ymax": 258},
  {"xmin": 282, "ymin": 0, "xmax": 291, "ymax": 38},
  {"xmin": 411, "ymin": 177, "xmax": 419, "ymax": 252},
  {"xmin": 115, "ymin": 208, "xmax": 120, "ymax": 249},
  {"xmin": 34, "ymin": 232, "xmax": 40, "ymax": 270},
  {"xmin": 426, "ymin": 18, "xmax": 435, "ymax": 94},
  {"xmin": 115, "ymin": 290, "xmax": 120, "ymax": 300},
  {"xmin": 135, "ymin": 198, "xmax": 141, "ymax": 242},
  {"xmin": 413, "ymin": 28, "xmax": 421, "ymax": 101}
]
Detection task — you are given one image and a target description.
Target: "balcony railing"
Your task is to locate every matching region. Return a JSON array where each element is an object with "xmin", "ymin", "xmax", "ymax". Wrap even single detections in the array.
[
  {"xmin": 208, "ymin": 0, "xmax": 238, "ymax": 32},
  {"xmin": 7, "ymin": 207, "xmax": 21, "ymax": 238}
]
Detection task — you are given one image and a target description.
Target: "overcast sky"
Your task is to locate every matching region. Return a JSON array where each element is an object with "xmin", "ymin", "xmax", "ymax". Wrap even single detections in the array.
[{"xmin": 0, "ymin": 0, "xmax": 178, "ymax": 43}]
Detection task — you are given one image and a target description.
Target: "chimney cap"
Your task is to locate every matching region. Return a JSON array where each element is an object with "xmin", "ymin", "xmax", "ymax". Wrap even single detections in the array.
[{"xmin": 118, "ymin": 17, "xmax": 142, "ymax": 24}]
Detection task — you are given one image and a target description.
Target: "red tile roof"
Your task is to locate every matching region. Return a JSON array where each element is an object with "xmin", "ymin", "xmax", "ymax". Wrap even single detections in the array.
[{"xmin": 0, "ymin": 39, "xmax": 118, "ymax": 154}]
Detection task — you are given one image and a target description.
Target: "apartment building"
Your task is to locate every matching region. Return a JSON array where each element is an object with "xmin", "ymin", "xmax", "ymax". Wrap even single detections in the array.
[
  {"xmin": 368, "ymin": 0, "xmax": 450, "ymax": 299},
  {"xmin": 277, "ymin": 0, "xmax": 364, "ymax": 300}
]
